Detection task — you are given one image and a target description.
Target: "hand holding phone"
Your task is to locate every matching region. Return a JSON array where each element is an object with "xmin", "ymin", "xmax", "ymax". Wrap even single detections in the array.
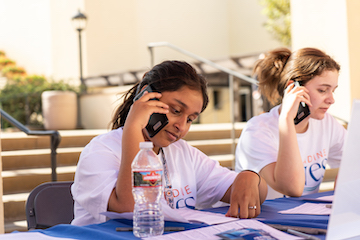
[
  {"xmin": 293, "ymin": 81, "xmax": 310, "ymax": 125},
  {"xmin": 133, "ymin": 84, "xmax": 169, "ymax": 137}
]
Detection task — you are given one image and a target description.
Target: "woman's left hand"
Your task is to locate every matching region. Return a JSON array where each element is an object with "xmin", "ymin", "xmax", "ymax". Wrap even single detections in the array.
[{"xmin": 225, "ymin": 171, "xmax": 267, "ymax": 218}]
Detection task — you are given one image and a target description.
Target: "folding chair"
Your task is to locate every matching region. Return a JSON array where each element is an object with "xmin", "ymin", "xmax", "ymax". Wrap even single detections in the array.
[{"xmin": 26, "ymin": 181, "xmax": 74, "ymax": 229}]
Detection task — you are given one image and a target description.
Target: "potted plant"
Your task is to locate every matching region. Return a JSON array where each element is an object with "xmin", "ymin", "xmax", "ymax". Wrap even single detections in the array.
[
  {"xmin": 41, "ymin": 81, "xmax": 80, "ymax": 130},
  {"xmin": 0, "ymin": 75, "xmax": 79, "ymax": 130}
]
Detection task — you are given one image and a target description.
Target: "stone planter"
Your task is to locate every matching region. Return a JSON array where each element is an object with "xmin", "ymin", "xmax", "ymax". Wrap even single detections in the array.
[{"xmin": 41, "ymin": 91, "xmax": 78, "ymax": 130}]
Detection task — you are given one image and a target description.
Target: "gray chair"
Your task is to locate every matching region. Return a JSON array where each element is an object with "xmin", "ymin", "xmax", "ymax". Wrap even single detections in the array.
[{"xmin": 26, "ymin": 181, "xmax": 74, "ymax": 229}]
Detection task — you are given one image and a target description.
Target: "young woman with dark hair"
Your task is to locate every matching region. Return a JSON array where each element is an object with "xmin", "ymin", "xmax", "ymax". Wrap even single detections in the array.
[{"xmin": 71, "ymin": 60, "xmax": 267, "ymax": 226}]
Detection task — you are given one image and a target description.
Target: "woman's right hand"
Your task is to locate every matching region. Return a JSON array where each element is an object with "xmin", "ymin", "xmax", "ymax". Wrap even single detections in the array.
[
  {"xmin": 125, "ymin": 91, "xmax": 169, "ymax": 131},
  {"xmin": 280, "ymin": 82, "xmax": 312, "ymax": 122}
]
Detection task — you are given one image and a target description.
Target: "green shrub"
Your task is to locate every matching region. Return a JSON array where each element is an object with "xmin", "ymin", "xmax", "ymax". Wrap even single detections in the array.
[
  {"xmin": 260, "ymin": 0, "xmax": 291, "ymax": 47},
  {"xmin": 0, "ymin": 75, "xmax": 79, "ymax": 129},
  {"xmin": 0, "ymin": 57, "xmax": 16, "ymax": 70},
  {"xmin": 2, "ymin": 65, "xmax": 26, "ymax": 79}
]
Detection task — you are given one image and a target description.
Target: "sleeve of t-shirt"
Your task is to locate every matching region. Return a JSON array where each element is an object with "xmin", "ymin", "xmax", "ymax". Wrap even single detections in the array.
[
  {"xmin": 72, "ymin": 131, "xmax": 121, "ymax": 223},
  {"xmin": 185, "ymin": 143, "xmax": 237, "ymax": 208},
  {"xmin": 327, "ymin": 116, "xmax": 347, "ymax": 168},
  {"xmin": 235, "ymin": 121, "xmax": 279, "ymax": 173}
]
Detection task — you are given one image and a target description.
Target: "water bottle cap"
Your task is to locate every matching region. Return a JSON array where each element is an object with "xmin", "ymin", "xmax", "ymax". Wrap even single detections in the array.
[{"xmin": 139, "ymin": 141, "xmax": 153, "ymax": 149}]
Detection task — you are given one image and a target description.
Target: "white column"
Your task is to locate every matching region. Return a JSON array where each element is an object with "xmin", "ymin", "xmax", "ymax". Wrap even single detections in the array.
[
  {"xmin": 0, "ymin": 122, "xmax": 5, "ymax": 233},
  {"xmin": 290, "ymin": 0, "xmax": 360, "ymax": 122}
]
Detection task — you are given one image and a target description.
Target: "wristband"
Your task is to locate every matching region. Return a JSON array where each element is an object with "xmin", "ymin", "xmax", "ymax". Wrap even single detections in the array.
[{"xmin": 242, "ymin": 170, "xmax": 261, "ymax": 186}]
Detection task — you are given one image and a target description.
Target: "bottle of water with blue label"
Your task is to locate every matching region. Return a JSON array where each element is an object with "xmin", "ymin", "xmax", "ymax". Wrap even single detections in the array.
[{"xmin": 131, "ymin": 141, "xmax": 164, "ymax": 238}]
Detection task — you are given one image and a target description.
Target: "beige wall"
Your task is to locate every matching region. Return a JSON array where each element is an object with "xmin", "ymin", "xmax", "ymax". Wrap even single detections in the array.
[
  {"xmin": 201, "ymin": 87, "xmax": 231, "ymax": 123},
  {"xmin": 0, "ymin": 0, "xmax": 283, "ymax": 128},
  {"xmin": 291, "ymin": 0, "xmax": 359, "ymax": 121},
  {"xmin": 0, "ymin": 0, "xmax": 53, "ymax": 76},
  {"xmin": 0, "ymin": 0, "xmax": 83, "ymax": 79},
  {"xmin": 50, "ymin": 0, "xmax": 85, "ymax": 80},
  {"xmin": 79, "ymin": 86, "xmax": 132, "ymax": 129},
  {"xmin": 229, "ymin": 0, "xmax": 280, "ymax": 54},
  {"xmin": 0, "ymin": 0, "xmax": 281, "ymax": 83}
]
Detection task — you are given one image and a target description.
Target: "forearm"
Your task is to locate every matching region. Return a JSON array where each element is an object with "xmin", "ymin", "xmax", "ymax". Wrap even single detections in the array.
[
  {"xmin": 258, "ymin": 175, "xmax": 268, "ymax": 204},
  {"xmin": 273, "ymin": 116, "xmax": 305, "ymax": 196},
  {"xmin": 108, "ymin": 124, "xmax": 145, "ymax": 213}
]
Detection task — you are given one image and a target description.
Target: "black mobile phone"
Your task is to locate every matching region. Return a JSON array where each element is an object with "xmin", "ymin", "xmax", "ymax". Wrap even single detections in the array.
[
  {"xmin": 293, "ymin": 81, "xmax": 310, "ymax": 125},
  {"xmin": 133, "ymin": 84, "xmax": 169, "ymax": 137}
]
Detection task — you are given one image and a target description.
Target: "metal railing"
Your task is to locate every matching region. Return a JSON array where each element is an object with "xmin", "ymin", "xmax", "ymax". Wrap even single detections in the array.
[
  {"xmin": 147, "ymin": 42, "xmax": 259, "ymax": 164},
  {"xmin": 0, "ymin": 109, "xmax": 61, "ymax": 181}
]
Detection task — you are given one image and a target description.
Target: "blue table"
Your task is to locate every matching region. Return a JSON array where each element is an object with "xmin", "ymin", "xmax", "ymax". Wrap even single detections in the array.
[{"xmin": 31, "ymin": 191, "xmax": 333, "ymax": 239}]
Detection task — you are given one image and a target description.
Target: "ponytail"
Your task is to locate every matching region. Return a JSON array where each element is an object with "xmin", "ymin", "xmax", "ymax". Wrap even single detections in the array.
[{"xmin": 254, "ymin": 48, "xmax": 291, "ymax": 105}]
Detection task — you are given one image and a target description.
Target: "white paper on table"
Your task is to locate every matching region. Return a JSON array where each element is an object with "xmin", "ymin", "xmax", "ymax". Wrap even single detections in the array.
[
  {"xmin": 302, "ymin": 194, "xmax": 334, "ymax": 202},
  {"xmin": 170, "ymin": 207, "xmax": 238, "ymax": 225},
  {"xmin": 101, "ymin": 202, "xmax": 237, "ymax": 225},
  {"xmin": 146, "ymin": 219, "xmax": 301, "ymax": 240},
  {"xmin": 101, "ymin": 211, "xmax": 134, "ymax": 220},
  {"xmin": 316, "ymin": 195, "xmax": 334, "ymax": 202},
  {"xmin": 279, "ymin": 202, "xmax": 331, "ymax": 215},
  {"xmin": 101, "ymin": 203, "xmax": 189, "ymax": 223},
  {"xmin": 0, "ymin": 232, "xmax": 76, "ymax": 240}
]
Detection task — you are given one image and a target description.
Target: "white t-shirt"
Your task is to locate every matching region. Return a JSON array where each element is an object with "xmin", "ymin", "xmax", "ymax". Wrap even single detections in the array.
[
  {"xmin": 71, "ymin": 127, "xmax": 237, "ymax": 226},
  {"xmin": 235, "ymin": 105, "xmax": 346, "ymax": 199}
]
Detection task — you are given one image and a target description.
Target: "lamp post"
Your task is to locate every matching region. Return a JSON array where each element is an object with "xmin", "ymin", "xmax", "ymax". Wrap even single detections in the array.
[{"xmin": 72, "ymin": 10, "xmax": 87, "ymax": 92}]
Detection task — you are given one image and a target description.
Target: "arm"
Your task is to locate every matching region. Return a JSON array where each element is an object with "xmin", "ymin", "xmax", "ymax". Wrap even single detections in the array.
[
  {"xmin": 223, "ymin": 170, "xmax": 267, "ymax": 219},
  {"xmin": 261, "ymin": 83, "xmax": 312, "ymax": 197},
  {"xmin": 108, "ymin": 91, "xmax": 169, "ymax": 213}
]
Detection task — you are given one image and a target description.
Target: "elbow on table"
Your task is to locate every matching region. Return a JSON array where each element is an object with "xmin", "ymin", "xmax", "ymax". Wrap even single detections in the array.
[
  {"xmin": 280, "ymin": 185, "xmax": 304, "ymax": 197},
  {"xmin": 284, "ymin": 189, "xmax": 303, "ymax": 197},
  {"xmin": 269, "ymin": 180, "xmax": 304, "ymax": 197},
  {"xmin": 108, "ymin": 189, "xmax": 135, "ymax": 213},
  {"xmin": 108, "ymin": 199, "xmax": 135, "ymax": 213}
]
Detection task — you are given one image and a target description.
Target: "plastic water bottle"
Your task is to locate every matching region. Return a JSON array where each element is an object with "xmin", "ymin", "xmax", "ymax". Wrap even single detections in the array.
[{"xmin": 131, "ymin": 141, "xmax": 164, "ymax": 238}]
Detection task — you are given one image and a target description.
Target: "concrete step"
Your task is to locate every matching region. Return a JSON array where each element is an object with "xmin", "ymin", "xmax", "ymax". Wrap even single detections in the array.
[
  {"xmin": 1, "ymin": 129, "xmax": 107, "ymax": 151},
  {"xmin": 1, "ymin": 147, "xmax": 82, "ymax": 171},
  {"xmin": 1, "ymin": 123, "xmax": 244, "ymax": 151},
  {"xmin": 3, "ymin": 193, "xmax": 29, "ymax": 225},
  {"xmin": 4, "ymin": 220, "xmax": 27, "ymax": 233},
  {"xmin": 1, "ymin": 139, "xmax": 235, "ymax": 172},
  {"xmin": 184, "ymin": 123, "xmax": 245, "ymax": 141},
  {"xmin": 2, "ymin": 166, "xmax": 75, "ymax": 223},
  {"xmin": 188, "ymin": 138, "xmax": 238, "ymax": 156},
  {"xmin": 2, "ymin": 166, "xmax": 76, "ymax": 195}
]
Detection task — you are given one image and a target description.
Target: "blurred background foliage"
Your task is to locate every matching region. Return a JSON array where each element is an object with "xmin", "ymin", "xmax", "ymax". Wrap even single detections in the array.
[
  {"xmin": 260, "ymin": 0, "xmax": 291, "ymax": 47},
  {"xmin": 0, "ymin": 51, "xmax": 79, "ymax": 129}
]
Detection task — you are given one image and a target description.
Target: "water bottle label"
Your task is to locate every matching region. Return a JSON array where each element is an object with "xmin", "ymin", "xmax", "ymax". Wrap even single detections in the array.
[{"xmin": 133, "ymin": 170, "xmax": 163, "ymax": 187}]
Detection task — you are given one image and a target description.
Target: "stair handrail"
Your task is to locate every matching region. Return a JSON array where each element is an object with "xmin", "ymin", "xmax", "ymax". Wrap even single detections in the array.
[
  {"xmin": 0, "ymin": 108, "xmax": 61, "ymax": 181},
  {"xmin": 148, "ymin": 42, "xmax": 259, "ymax": 85},
  {"xmin": 148, "ymin": 42, "xmax": 258, "ymax": 166}
]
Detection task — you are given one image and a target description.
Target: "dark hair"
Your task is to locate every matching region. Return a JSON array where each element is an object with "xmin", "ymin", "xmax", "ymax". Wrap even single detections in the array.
[
  {"xmin": 254, "ymin": 47, "xmax": 340, "ymax": 105},
  {"xmin": 111, "ymin": 60, "xmax": 209, "ymax": 129}
]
